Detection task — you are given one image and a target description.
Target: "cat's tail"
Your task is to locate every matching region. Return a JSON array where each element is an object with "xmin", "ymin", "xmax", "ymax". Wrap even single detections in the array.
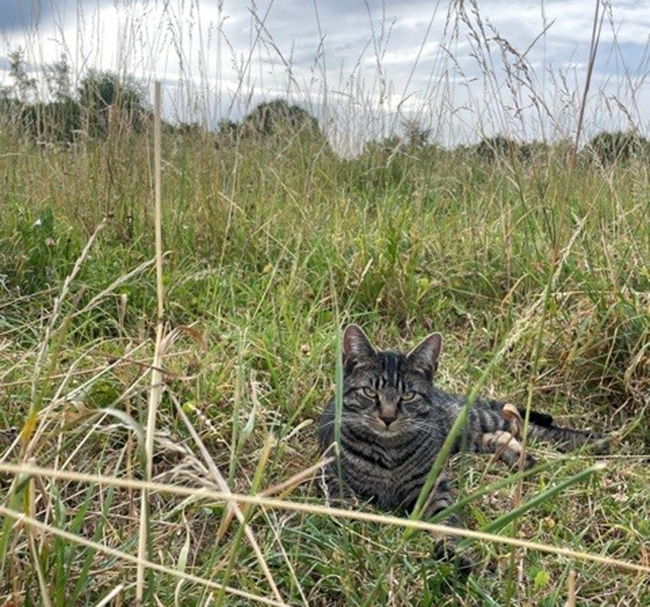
[{"xmin": 520, "ymin": 408, "xmax": 610, "ymax": 455}]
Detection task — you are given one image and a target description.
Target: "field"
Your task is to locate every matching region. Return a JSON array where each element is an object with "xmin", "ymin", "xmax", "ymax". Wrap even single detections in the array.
[
  {"xmin": 1, "ymin": 2, "xmax": 650, "ymax": 602},
  {"xmin": 1, "ymin": 121, "xmax": 649, "ymax": 606}
]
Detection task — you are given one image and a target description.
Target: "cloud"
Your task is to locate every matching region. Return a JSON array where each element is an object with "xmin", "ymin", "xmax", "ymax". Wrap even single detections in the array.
[
  {"xmin": 0, "ymin": 0, "xmax": 114, "ymax": 32},
  {"xmin": 1, "ymin": 0, "xmax": 649, "ymax": 152},
  {"xmin": 0, "ymin": 1, "xmax": 54, "ymax": 31}
]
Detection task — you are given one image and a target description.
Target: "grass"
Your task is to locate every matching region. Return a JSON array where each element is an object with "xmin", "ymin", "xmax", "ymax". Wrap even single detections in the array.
[
  {"xmin": 1, "ymin": 126, "xmax": 648, "ymax": 606},
  {"xmin": 1, "ymin": 2, "xmax": 650, "ymax": 600}
]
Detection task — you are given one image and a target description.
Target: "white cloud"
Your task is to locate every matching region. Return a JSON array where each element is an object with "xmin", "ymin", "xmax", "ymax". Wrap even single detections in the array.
[{"xmin": 1, "ymin": 0, "xmax": 649, "ymax": 152}]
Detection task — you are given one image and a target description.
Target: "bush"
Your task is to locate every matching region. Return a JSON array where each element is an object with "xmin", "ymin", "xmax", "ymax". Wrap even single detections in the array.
[
  {"xmin": 20, "ymin": 100, "xmax": 82, "ymax": 143},
  {"xmin": 77, "ymin": 70, "xmax": 150, "ymax": 138},
  {"xmin": 0, "ymin": 67, "xmax": 149, "ymax": 142},
  {"xmin": 585, "ymin": 131, "xmax": 648, "ymax": 164},
  {"xmin": 474, "ymin": 135, "xmax": 520, "ymax": 161},
  {"xmin": 240, "ymin": 99, "xmax": 323, "ymax": 140}
]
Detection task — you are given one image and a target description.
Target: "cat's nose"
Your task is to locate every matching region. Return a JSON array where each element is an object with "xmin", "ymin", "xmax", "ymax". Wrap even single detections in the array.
[
  {"xmin": 378, "ymin": 399, "xmax": 398, "ymax": 427},
  {"xmin": 379, "ymin": 411, "xmax": 397, "ymax": 427}
]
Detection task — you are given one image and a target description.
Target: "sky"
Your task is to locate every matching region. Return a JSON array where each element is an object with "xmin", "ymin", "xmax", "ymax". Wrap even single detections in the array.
[{"xmin": 1, "ymin": 0, "xmax": 649, "ymax": 152}]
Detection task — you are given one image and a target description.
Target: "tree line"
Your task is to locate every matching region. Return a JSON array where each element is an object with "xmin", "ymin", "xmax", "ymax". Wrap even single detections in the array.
[
  {"xmin": 1, "ymin": 49, "xmax": 149, "ymax": 141},
  {"xmin": 1, "ymin": 49, "xmax": 647, "ymax": 165}
]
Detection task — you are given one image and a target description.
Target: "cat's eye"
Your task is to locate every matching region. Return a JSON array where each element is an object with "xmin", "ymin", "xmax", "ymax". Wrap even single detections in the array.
[
  {"xmin": 401, "ymin": 391, "xmax": 418, "ymax": 403},
  {"xmin": 360, "ymin": 387, "xmax": 377, "ymax": 399}
]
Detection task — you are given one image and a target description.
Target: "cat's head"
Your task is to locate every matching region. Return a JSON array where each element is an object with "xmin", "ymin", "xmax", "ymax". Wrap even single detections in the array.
[{"xmin": 339, "ymin": 325, "xmax": 442, "ymax": 435}]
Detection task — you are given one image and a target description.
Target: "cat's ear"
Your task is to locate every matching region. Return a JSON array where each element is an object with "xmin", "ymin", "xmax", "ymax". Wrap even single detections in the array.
[
  {"xmin": 342, "ymin": 324, "xmax": 376, "ymax": 367},
  {"xmin": 406, "ymin": 333, "xmax": 442, "ymax": 378}
]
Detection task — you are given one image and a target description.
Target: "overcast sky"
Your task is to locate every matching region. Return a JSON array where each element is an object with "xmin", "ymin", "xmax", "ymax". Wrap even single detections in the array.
[{"xmin": 1, "ymin": 0, "xmax": 649, "ymax": 150}]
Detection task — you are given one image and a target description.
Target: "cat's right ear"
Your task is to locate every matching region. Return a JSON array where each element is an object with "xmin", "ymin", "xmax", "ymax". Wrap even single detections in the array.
[{"xmin": 342, "ymin": 324, "xmax": 376, "ymax": 369}]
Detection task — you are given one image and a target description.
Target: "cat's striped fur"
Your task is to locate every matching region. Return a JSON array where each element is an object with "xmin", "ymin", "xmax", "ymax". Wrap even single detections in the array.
[{"xmin": 318, "ymin": 325, "xmax": 607, "ymax": 568}]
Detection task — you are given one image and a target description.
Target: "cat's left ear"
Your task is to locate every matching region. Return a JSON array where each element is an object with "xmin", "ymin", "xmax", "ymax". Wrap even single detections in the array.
[{"xmin": 406, "ymin": 333, "xmax": 442, "ymax": 378}]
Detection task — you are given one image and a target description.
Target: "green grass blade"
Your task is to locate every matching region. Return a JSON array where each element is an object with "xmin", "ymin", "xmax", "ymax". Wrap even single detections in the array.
[
  {"xmin": 69, "ymin": 484, "xmax": 116, "ymax": 605},
  {"xmin": 458, "ymin": 462, "xmax": 606, "ymax": 550}
]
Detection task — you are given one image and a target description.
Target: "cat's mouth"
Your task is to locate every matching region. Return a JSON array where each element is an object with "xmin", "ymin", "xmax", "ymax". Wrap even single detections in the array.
[{"xmin": 370, "ymin": 418, "xmax": 405, "ymax": 435}]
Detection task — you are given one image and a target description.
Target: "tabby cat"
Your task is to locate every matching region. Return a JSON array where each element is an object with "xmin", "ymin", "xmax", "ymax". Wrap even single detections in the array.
[{"xmin": 318, "ymin": 325, "xmax": 607, "ymax": 569}]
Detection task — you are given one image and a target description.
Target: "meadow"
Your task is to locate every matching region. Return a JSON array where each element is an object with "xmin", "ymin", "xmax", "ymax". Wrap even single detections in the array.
[
  {"xmin": 1, "ymin": 2, "xmax": 650, "ymax": 601},
  {"xmin": 1, "ymin": 114, "xmax": 649, "ymax": 606}
]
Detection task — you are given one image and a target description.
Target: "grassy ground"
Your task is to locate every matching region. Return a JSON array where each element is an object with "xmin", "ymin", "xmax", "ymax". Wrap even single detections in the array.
[{"xmin": 1, "ymin": 130, "xmax": 649, "ymax": 606}]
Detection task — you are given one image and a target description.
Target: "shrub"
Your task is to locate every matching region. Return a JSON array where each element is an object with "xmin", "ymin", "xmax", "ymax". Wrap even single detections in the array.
[{"xmin": 585, "ymin": 131, "xmax": 648, "ymax": 164}]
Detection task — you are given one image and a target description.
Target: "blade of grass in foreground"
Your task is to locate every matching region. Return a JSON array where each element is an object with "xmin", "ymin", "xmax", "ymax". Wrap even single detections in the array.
[
  {"xmin": 458, "ymin": 462, "xmax": 607, "ymax": 550},
  {"xmin": 69, "ymin": 484, "xmax": 116, "ymax": 606},
  {"xmin": 214, "ymin": 435, "xmax": 277, "ymax": 607},
  {"xmin": 171, "ymin": 393, "xmax": 285, "ymax": 606},
  {"xmin": 428, "ymin": 459, "xmax": 554, "ymax": 524},
  {"xmin": 334, "ymin": 324, "xmax": 344, "ymax": 453},
  {"xmin": 409, "ymin": 215, "xmax": 589, "ymax": 527}
]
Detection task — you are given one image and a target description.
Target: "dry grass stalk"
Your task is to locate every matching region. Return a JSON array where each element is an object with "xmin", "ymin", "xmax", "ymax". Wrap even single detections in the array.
[
  {"xmin": 26, "ymin": 217, "xmax": 107, "ymax": 451},
  {"xmin": 136, "ymin": 80, "xmax": 166, "ymax": 604},
  {"xmin": 171, "ymin": 393, "xmax": 285, "ymax": 604},
  {"xmin": 27, "ymin": 474, "xmax": 52, "ymax": 607},
  {"xmin": 260, "ymin": 456, "xmax": 337, "ymax": 498},
  {"xmin": 2, "ymin": 461, "xmax": 648, "ymax": 575},
  {"xmin": 94, "ymin": 584, "xmax": 125, "ymax": 607},
  {"xmin": 0, "ymin": 505, "xmax": 288, "ymax": 607},
  {"xmin": 69, "ymin": 256, "xmax": 158, "ymax": 321},
  {"xmin": 25, "ymin": 342, "xmax": 147, "ymax": 461},
  {"xmin": 572, "ymin": 0, "xmax": 606, "ymax": 163},
  {"xmin": 214, "ymin": 438, "xmax": 335, "ymax": 538},
  {"xmin": 3, "ymin": 217, "xmax": 109, "ymax": 590},
  {"xmin": 566, "ymin": 568, "xmax": 577, "ymax": 607}
]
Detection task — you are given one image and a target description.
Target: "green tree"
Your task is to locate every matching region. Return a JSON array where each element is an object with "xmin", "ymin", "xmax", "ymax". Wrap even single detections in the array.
[
  {"xmin": 585, "ymin": 131, "xmax": 648, "ymax": 164},
  {"xmin": 474, "ymin": 135, "xmax": 519, "ymax": 161},
  {"xmin": 8, "ymin": 48, "xmax": 36, "ymax": 103},
  {"xmin": 403, "ymin": 118, "xmax": 430, "ymax": 149},
  {"xmin": 45, "ymin": 55, "xmax": 72, "ymax": 102},
  {"xmin": 78, "ymin": 70, "xmax": 148, "ymax": 138},
  {"xmin": 240, "ymin": 99, "xmax": 322, "ymax": 140},
  {"xmin": 217, "ymin": 119, "xmax": 239, "ymax": 137},
  {"xmin": 20, "ymin": 54, "xmax": 80, "ymax": 142},
  {"xmin": 20, "ymin": 101, "xmax": 81, "ymax": 142}
]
